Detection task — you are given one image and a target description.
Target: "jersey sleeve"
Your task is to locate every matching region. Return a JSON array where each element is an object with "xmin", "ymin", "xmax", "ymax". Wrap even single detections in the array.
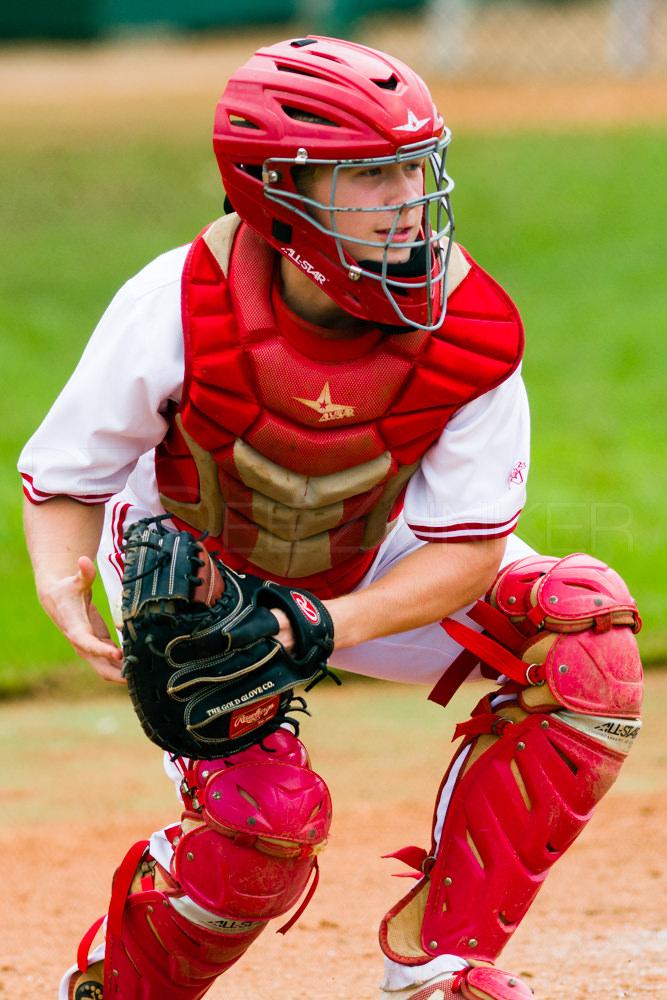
[
  {"xmin": 403, "ymin": 366, "xmax": 530, "ymax": 543},
  {"xmin": 18, "ymin": 245, "xmax": 189, "ymax": 505}
]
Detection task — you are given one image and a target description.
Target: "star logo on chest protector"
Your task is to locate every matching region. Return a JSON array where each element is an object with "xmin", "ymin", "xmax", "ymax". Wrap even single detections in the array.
[{"xmin": 293, "ymin": 382, "xmax": 355, "ymax": 422}]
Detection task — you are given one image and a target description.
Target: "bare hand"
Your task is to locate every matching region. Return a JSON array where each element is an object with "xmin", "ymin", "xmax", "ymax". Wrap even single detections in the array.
[{"xmin": 46, "ymin": 556, "xmax": 125, "ymax": 684}]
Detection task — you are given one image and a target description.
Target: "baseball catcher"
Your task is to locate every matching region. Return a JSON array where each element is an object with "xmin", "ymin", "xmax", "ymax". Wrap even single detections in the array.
[
  {"xmin": 119, "ymin": 517, "xmax": 337, "ymax": 759},
  {"xmin": 19, "ymin": 33, "xmax": 644, "ymax": 1000}
]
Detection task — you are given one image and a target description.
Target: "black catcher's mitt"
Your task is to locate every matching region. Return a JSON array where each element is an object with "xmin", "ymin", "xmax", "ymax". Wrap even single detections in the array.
[{"xmin": 119, "ymin": 518, "xmax": 337, "ymax": 759}]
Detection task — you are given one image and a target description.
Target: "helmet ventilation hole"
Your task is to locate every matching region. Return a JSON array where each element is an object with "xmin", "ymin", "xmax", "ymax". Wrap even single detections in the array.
[
  {"xmin": 229, "ymin": 114, "xmax": 260, "ymax": 130},
  {"xmin": 372, "ymin": 75, "xmax": 399, "ymax": 90},
  {"xmin": 282, "ymin": 106, "xmax": 340, "ymax": 127}
]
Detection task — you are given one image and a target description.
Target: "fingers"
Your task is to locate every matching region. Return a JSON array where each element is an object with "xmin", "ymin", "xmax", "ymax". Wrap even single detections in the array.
[
  {"xmin": 69, "ymin": 634, "xmax": 125, "ymax": 683},
  {"xmin": 88, "ymin": 602, "xmax": 118, "ymax": 644},
  {"xmin": 51, "ymin": 557, "xmax": 125, "ymax": 682},
  {"xmin": 65, "ymin": 613, "xmax": 125, "ymax": 679},
  {"xmin": 91, "ymin": 657, "xmax": 126, "ymax": 684},
  {"xmin": 272, "ymin": 608, "xmax": 295, "ymax": 652},
  {"xmin": 76, "ymin": 554, "xmax": 98, "ymax": 589}
]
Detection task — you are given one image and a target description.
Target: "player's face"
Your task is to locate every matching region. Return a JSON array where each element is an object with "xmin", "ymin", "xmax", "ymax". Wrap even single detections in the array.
[{"xmin": 306, "ymin": 159, "xmax": 426, "ymax": 265}]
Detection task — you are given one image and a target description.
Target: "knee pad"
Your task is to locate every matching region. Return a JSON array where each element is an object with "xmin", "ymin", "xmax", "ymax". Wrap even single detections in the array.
[
  {"xmin": 442, "ymin": 552, "xmax": 643, "ymax": 719},
  {"xmin": 172, "ymin": 755, "xmax": 331, "ymax": 924},
  {"xmin": 381, "ymin": 554, "xmax": 643, "ymax": 967}
]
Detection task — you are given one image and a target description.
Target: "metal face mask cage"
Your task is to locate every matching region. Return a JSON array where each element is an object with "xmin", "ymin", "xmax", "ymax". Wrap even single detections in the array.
[{"xmin": 262, "ymin": 132, "xmax": 455, "ymax": 331}]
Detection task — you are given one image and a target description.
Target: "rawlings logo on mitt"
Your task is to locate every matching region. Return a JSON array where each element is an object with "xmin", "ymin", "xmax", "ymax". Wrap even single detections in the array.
[{"xmin": 119, "ymin": 518, "xmax": 338, "ymax": 759}]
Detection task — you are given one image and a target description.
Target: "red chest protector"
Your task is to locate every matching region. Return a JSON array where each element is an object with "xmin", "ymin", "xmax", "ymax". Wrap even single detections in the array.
[{"xmin": 155, "ymin": 216, "xmax": 523, "ymax": 598}]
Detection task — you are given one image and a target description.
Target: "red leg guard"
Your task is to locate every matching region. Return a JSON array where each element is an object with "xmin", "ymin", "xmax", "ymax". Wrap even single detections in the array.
[
  {"xmin": 381, "ymin": 701, "xmax": 630, "ymax": 965},
  {"xmin": 382, "ymin": 555, "xmax": 643, "ymax": 972},
  {"xmin": 72, "ymin": 730, "xmax": 331, "ymax": 1000}
]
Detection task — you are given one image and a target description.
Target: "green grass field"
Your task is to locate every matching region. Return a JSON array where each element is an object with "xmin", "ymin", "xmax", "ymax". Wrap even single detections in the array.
[{"xmin": 2, "ymin": 121, "xmax": 665, "ymax": 694}]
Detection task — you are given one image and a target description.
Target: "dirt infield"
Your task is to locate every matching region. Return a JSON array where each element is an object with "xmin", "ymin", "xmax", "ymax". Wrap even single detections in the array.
[
  {"xmin": 1, "ymin": 671, "xmax": 665, "ymax": 1000},
  {"xmin": 1, "ymin": 34, "xmax": 666, "ymax": 142}
]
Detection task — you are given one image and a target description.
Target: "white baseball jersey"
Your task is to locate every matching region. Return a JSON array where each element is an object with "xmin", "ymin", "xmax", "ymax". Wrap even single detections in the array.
[{"xmin": 19, "ymin": 241, "xmax": 532, "ymax": 683}]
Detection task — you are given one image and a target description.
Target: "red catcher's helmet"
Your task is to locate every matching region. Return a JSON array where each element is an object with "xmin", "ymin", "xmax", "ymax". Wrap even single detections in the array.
[{"xmin": 213, "ymin": 36, "xmax": 455, "ymax": 331}]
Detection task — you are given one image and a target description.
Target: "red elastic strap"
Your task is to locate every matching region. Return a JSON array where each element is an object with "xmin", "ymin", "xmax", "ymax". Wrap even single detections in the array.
[
  {"xmin": 382, "ymin": 845, "xmax": 431, "ymax": 875},
  {"xmin": 593, "ymin": 612, "xmax": 614, "ymax": 632},
  {"xmin": 107, "ymin": 840, "xmax": 151, "ymax": 939},
  {"xmin": 520, "ymin": 605, "xmax": 546, "ymax": 634},
  {"xmin": 453, "ymin": 714, "xmax": 513, "ymax": 743},
  {"xmin": 442, "ymin": 619, "xmax": 529, "ymax": 684},
  {"xmin": 179, "ymin": 768, "xmax": 198, "ymax": 802},
  {"xmin": 428, "ymin": 646, "xmax": 480, "ymax": 709},
  {"xmin": 451, "ymin": 968, "xmax": 467, "ymax": 992},
  {"xmin": 277, "ymin": 858, "xmax": 320, "ymax": 935},
  {"xmin": 76, "ymin": 839, "xmax": 150, "ymax": 972},
  {"xmin": 467, "ymin": 600, "xmax": 526, "ymax": 651},
  {"xmin": 525, "ymin": 661, "xmax": 546, "ymax": 685},
  {"xmin": 76, "ymin": 914, "xmax": 105, "ymax": 973}
]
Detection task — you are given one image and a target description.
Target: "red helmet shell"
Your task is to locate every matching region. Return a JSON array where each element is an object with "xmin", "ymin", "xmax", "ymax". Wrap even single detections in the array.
[
  {"xmin": 213, "ymin": 36, "xmax": 452, "ymax": 329},
  {"xmin": 215, "ymin": 36, "xmax": 443, "ymax": 161}
]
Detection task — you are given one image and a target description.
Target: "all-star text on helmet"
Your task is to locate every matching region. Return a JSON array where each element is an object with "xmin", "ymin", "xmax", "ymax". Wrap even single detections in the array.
[{"xmin": 213, "ymin": 36, "xmax": 455, "ymax": 331}]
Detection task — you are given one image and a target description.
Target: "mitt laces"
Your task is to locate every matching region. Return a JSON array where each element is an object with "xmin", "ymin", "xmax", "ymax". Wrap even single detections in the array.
[
  {"xmin": 121, "ymin": 515, "xmax": 180, "ymax": 585},
  {"xmin": 121, "ymin": 516, "xmax": 236, "ymax": 613}
]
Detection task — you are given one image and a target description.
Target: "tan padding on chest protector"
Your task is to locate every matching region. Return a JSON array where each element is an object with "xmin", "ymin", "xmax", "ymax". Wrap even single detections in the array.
[
  {"xmin": 202, "ymin": 214, "xmax": 242, "ymax": 273},
  {"xmin": 444, "ymin": 241, "xmax": 470, "ymax": 297},
  {"xmin": 233, "ymin": 437, "xmax": 393, "ymax": 511},
  {"xmin": 236, "ymin": 441, "xmax": 417, "ymax": 577},
  {"xmin": 160, "ymin": 420, "xmax": 417, "ymax": 576},
  {"xmin": 159, "ymin": 415, "xmax": 225, "ymax": 537}
]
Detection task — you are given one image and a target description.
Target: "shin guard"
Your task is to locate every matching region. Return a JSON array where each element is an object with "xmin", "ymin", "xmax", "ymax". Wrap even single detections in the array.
[
  {"xmin": 380, "ymin": 697, "xmax": 633, "ymax": 965},
  {"xmin": 381, "ymin": 554, "xmax": 642, "ymax": 968},
  {"xmin": 102, "ymin": 842, "xmax": 267, "ymax": 1000},
  {"xmin": 71, "ymin": 730, "xmax": 331, "ymax": 1000}
]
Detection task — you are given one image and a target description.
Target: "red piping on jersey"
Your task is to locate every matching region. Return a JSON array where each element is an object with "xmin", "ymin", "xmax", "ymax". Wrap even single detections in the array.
[
  {"xmin": 410, "ymin": 511, "xmax": 521, "ymax": 541},
  {"xmin": 21, "ymin": 474, "xmax": 114, "ymax": 506},
  {"xmin": 106, "ymin": 501, "xmax": 132, "ymax": 582}
]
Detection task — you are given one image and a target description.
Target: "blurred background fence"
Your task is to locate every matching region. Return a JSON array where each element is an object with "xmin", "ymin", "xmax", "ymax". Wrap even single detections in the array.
[{"xmin": 2, "ymin": 1, "xmax": 665, "ymax": 82}]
